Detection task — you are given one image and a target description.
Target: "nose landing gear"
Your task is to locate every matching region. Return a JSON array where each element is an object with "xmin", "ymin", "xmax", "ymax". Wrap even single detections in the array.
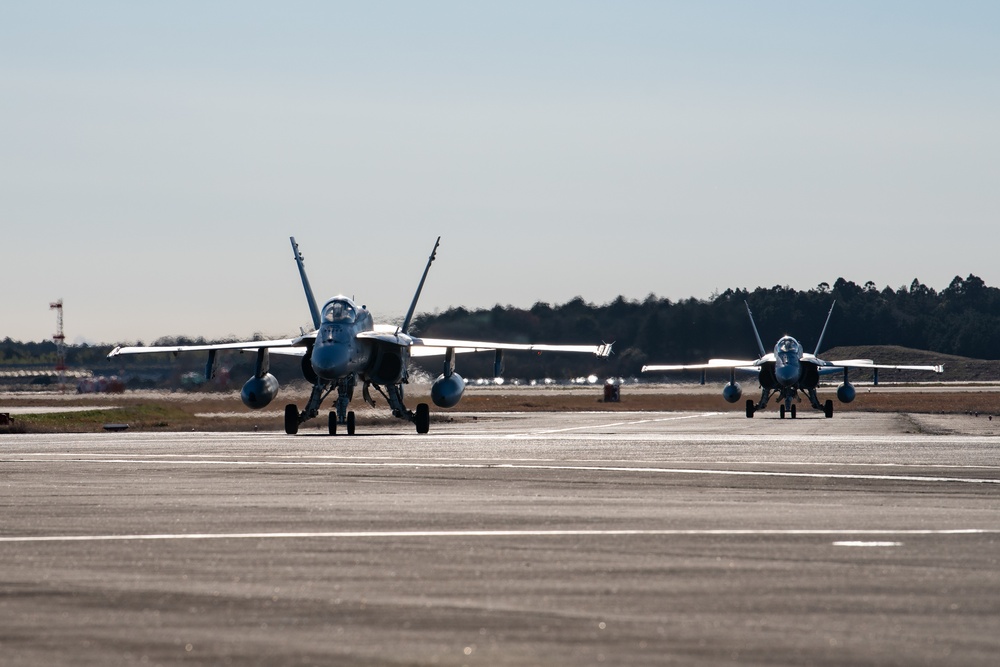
[
  {"xmin": 779, "ymin": 401, "xmax": 797, "ymax": 419},
  {"xmin": 328, "ymin": 410, "xmax": 357, "ymax": 435}
]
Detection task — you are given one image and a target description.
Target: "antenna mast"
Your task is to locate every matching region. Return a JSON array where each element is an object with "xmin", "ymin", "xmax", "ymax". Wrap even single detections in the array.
[{"xmin": 50, "ymin": 299, "xmax": 66, "ymax": 392}]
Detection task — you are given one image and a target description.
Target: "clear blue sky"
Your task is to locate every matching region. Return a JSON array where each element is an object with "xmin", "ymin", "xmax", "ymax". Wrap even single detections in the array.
[{"xmin": 3, "ymin": 1, "xmax": 998, "ymax": 344}]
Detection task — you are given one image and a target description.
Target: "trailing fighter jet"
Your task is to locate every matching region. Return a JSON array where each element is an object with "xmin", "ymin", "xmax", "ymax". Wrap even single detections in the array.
[
  {"xmin": 641, "ymin": 301, "xmax": 943, "ymax": 418},
  {"xmin": 109, "ymin": 237, "xmax": 612, "ymax": 434}
]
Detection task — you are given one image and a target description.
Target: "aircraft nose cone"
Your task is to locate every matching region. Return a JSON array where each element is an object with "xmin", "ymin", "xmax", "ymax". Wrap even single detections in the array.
[{"xmin": 311, "ymin": 344, "xmax": 352, "ymax": 380}]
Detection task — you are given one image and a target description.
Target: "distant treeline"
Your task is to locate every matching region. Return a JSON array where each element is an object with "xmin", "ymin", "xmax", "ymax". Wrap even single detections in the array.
[
  {"xmin": 408, "ymin": 274, "xmax": 1000, "ymax": 378},
  {"xmin": 4, "ymin": 275, "xmax": 999, "ymax": 380}
]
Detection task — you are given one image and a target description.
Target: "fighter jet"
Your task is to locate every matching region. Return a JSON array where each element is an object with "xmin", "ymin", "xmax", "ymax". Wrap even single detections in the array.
[
  {"xmin": 109, "ymin": 237, "xmax": 612, "ymax": 434},
  {"xmin": 641, "ymin": 301, "xmax": 943, "ymax": 418}
]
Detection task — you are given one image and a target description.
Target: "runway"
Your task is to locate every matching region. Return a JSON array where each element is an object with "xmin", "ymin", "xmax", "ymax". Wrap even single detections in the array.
[{"xmin": 2, "ymin": 411, "xmax": 1000, "ymax": 665}]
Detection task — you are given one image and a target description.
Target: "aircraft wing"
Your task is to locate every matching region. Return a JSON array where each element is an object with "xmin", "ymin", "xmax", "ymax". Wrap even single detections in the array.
[
  {"xmin": 356, "ymin": 331, "xmax": 612, "ymax": 358},
  {"xmin": 642, "ymin": 359, "xmax": 760, "ymax": 372},
  {"xmin": 414, "ymin": 337, "xmax": 612, "ymax": 357},
  {"xmin": 107, "ymin": 337, "xmax": 308, "ymax": 358},
  {"xmin": 407, "ymin": 346, "xmax": 489, "ymax": 359},
  {"xmin": 824, "ymin": 359, "xmax": 944, "ymax": 373},
  {"xmin": 250, "ymin": 346, "xmax": 308, "ymax": 357}
]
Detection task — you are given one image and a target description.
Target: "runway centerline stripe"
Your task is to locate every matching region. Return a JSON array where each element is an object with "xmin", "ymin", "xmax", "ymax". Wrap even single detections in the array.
[
  {"xmin": 0, "ymin": 529, "xmax": 994, "ymax": 544},
  {"xmin": 7, "ymin": 458, "xmax": 1000, "ymax": 485}
]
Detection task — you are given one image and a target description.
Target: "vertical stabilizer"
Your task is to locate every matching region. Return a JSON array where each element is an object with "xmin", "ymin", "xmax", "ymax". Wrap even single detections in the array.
[
  {"xmin": 814, "ymin": 300, "xmax": 836, "ymax": 355},
  {"xmin": 745, "ymin": 301, "xmax": 767, "ymax": 357},
  {"xmin": 290, "ymin": 237, "xmax": 321, "ymax": 330},
  {"xmin": 401, "ymin": 237, "xmax": 441, "ymax": 334}
]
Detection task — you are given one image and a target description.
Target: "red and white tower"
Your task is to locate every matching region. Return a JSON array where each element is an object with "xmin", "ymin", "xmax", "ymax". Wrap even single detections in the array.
[{"xmin": 50, "ymin": 299, "xmax": 66, "ymax": 391}]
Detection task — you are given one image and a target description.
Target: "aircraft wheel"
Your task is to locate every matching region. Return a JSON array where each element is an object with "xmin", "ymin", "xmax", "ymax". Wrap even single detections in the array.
[
  {"xmin": 824, "ymin": 399, "xmax": 834, "ymax": 418},
  {"xmin": 791, "ymin": 404, "xmax": 797, "ymax": 419},
  {"xmin": 779, "ymin": 405, "xmax": 786, "ymax": 419},
  {"xmin": 328, "ymin": 411, "xmax": 337, "ymax": 435},
  {"xmin": 415, "ymin": 403, "xmax": 430, "ymax": 434},
  {"xmin": 347, "ymin": 411, "xmax": 356, "ymax": 435},
  {"xmin": 284, "ymin": 404, "xmax": 299, "ymax": 435},
  {"xmin": 745, "ymin": 399, "xmax": 755, "ymax": 418}
]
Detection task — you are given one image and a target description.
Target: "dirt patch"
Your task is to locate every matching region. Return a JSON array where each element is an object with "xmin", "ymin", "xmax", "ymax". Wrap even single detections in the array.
[{"xmin": 3, "ymin": 384, "xmax": 999, "ymax": 433}]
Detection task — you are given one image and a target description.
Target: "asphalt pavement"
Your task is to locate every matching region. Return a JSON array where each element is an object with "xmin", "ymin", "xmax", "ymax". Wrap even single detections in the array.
[{"xmin": 2, "ymin": 411, "xmax": 999, "ymax": 666}]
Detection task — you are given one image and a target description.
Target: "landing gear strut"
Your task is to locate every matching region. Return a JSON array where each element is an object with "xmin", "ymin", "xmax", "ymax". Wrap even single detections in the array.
[
  {"xmin": 286, "ymin": 378, "xmax": 431, "ymax": 435},
  {"xmin": 373, "ymin": 382, "xmax": 431, "ymax": 434},
  {"xmin": 284, "ymin": 379, "xmax": 336, "ymax": 435},
  {"xmin": 285, "ymin": 381, "xmax": 335, "ymax": 434},
  {"xmin": 745, "ymin": 384, "xmax": 835, "ymax": 419},
  {"xmin": 748, "ymin": 387, "xmax": 776, "ymax": 418}
]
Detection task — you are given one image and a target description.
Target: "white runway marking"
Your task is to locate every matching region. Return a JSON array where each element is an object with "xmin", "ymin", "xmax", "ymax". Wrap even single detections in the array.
[
  {"xmin": 833, "ymin": 541, "xmax": 903, "ymax": 547},
  {"xmin": 15, "ymin": 452, "xmax": 1000, "ymax": 473},
  {"xmin": 2, "ymin": 406, "xmax": 116, "ymax": 415},
  {"xmin": 524, "ymin": 412, "xmax": 723, "ymax": 434},
  {"xmin": 9, "ymin": 457, "xmax": 1000, "ymax": 485},
  {"xmin": 0, "ymin": 529, "xmax": 993, "ymax": 544}
]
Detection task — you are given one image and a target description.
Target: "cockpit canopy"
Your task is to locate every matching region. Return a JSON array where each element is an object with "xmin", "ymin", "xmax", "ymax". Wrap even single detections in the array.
[
  {"xmin": 775, "ymin": 336, "xmax": 802, "ymax": 358},
  {"xmin": 323, "ymin": 299, "xmax": 357, "ymax": 324}
]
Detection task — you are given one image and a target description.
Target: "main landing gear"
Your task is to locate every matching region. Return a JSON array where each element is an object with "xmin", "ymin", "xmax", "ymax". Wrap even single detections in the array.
[
  {"xmin": 746, "ymin": 395, "xmax": 834, "ymax": 419},
  {"xmin": 282, "ymin": 385, "xmax": 432, "ymax": 435},
  {"xmin": 285, "ymin": 402, "xmax": 429, "ymax": 435},
  {"xmin": 414, "ymin": 403, "xmax": 430, "ymax": 434},
  {"xmin": 284, "ymin": 403, "xmax": 300, "ymax": 434}
]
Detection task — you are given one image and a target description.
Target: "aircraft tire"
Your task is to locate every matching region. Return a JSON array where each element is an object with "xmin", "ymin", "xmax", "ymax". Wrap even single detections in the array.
[
  {"xmin": 779, "ymin": 405, "xmax": 786, "ymax": 419},
  {"xmin": 347, "ymin": 411, "xmax": 356, "ymax": 435},
  {"xmin": 284, "ymin": 404, "xmax": 299, "ymax": 435},
  {"xmin": 329, "ymin": 411, "xmax": 337, "ymax": 435},
  {"xmin": 824, "ymin": 399, "xmax": 834, "ymax": 418},
  {"xmin": 745, "ymin": 399, "xmax": 755, "ymax": 418},
  {"xmin": 791, "ymin": 404, "xmax": 796, "ymax": 419},
  {"xmin": 415, "ymin": 403, "xmax": 430, "ymax": 434}
]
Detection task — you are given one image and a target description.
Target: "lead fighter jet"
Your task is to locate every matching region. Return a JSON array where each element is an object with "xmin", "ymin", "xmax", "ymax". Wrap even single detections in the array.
[
  {"xmin": 641, "ymin": 301, "xmax": 943, "ymax": 418},
  {"xmin": 109, "ymin": 237, "xmax": 612, "ymax": 434}
]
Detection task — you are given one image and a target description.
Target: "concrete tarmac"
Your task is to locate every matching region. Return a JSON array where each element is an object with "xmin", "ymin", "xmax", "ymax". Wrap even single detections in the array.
[{"xmin": 2, "ymin": 411, "xmax": 999, "ymax": 666}]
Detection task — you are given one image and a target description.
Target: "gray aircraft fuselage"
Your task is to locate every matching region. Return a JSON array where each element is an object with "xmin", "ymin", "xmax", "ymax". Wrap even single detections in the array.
[
  {"xmin": 309, "ymin": 297, "xmax": 376, "ymax": 382},
  {"xmin": 758, "ymin": 336, "xmax": 823, "ymax": 399},
  {"xmin": 772, "ymin": 336, "xmax": 806, "ymax": 387}
]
